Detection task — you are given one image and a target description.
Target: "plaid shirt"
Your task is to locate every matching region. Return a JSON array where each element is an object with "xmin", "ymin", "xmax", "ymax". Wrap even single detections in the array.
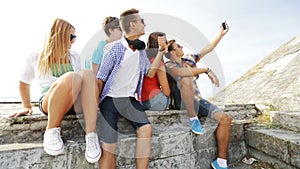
[
  {"xmin": 165, "ymin": 54, "xmax": 202, "ymax": 101},
  {"xmin": 96, "ymin": 40, "xmax": 150, "ymax": 102}
]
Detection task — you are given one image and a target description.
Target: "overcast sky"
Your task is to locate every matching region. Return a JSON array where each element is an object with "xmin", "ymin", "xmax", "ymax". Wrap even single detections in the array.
[{"xmin": 0, "ymin": 0, "xmax": 299, "ymax": 101}]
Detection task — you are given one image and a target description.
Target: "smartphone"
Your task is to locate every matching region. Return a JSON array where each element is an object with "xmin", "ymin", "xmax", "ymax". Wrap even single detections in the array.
[
  {"xmin": 157, "ymin": 32, "xmax": 165, "ymax": 37},
  {"xmin": 222, "ymin": 22, "xmax": 227, "ymax": 30}
]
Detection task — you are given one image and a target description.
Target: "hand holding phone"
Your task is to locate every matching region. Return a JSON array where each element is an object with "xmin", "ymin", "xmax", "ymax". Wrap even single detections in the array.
[{"xmin": 222, "ymin": 22, "xmax": 227, "ymax": 30}]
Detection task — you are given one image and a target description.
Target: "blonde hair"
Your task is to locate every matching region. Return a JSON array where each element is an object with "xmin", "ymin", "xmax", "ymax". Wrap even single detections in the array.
[{"xmin": 38, "ymin": 18, "xmax": 75, "ymax": 76}]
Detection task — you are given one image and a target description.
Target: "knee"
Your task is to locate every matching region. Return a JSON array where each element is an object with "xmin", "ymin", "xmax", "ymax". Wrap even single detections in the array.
[
  {"xmin": 59, "ymin": 72, "xmax": 82, "ymax": 89},
  {"xmin": 178, "ymin": 77, "xmax": 192, "ymax": 89},
  {"xmin": 101, "ymin": 143, "xmax": 117, "ymax": 154},
  {"xmin": 80, "ymin": 70, "xmax": 95, "ymax": 80},
  {"xmin": 137, "ymin": 124, "xmax": 152, "ymax": 138},
  {"xmin": 220, "ymin": 113, "xmax": 232, "ymax": 125}
]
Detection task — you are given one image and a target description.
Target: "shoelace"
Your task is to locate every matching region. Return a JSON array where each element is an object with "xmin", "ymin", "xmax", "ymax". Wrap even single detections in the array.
[
  {"xmin": 86, "ymin": 135, "xmax": 99, "ymax": 151},
  {"xmin": 48, "ymin": 129, "xmax": 61, "ymax": 146},
  {"xmin": 192, "ymin": 120, "xmax": 200, "ymax": 127}
]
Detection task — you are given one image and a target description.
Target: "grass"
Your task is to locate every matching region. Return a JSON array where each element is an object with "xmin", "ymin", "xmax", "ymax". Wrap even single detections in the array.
[{"xmin": 252, "ymin": 104, "xmax": 282, "ymax": 129}]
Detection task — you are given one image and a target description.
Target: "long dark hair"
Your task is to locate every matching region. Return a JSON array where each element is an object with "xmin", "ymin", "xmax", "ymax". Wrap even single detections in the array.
[{"xmin": 146, "ymin": 32, "xmax": 166, "ymax": 58}]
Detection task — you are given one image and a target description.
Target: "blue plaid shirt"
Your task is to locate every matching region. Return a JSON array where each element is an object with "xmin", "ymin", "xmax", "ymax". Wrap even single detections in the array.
[{"xmin": 96, "ymin": 40, "xmax": 150, "ymax": 102}]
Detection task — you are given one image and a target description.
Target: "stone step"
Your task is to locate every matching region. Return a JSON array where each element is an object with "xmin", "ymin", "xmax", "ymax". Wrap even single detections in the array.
[
  {"xmin": 0, "ymin": 103, "xmax": 259, "ymax": 168},
  {"xmin": 271, "ymin": 111, "xmax": 300, "ymax": 132},
  {"xmin": 0, "ymin": 123, "xmax": 246, "ymax": 169},
  {"xmin": 0, "ymin": 110, "xmax": 188, "ymax": 144},
  {"xmin": 245, "ymin": 127, "xmax": 300, "ymax": 169},
  {"xmin": 0, "ymin": 103, "xmax": 260, "ymax": 145}
]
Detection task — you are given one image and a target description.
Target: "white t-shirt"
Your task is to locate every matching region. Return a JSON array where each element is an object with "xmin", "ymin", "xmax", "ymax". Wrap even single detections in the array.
[
  {"xmin": 20, "ymin": 50, "xmax": 81, "ymax": 95},
  {"xmin": 107, "ymin": 40, "xmax": 140, "ymax": 98}
]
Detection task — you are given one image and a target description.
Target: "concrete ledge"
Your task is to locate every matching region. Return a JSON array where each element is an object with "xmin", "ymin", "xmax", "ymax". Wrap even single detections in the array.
[
  {"xmin": 0, "ymin": 141, "xmax": 97, "ymax": 169},
  {"xmin": 271, "ymin": 111, "xmax": 300, "ymax": 132},
  {"xmin": 246, "ymin": 127, "xmax": 300, "ymax": 168},
  {"xmin": 0, "ymin": 123, "xmax": 246, "ymax": 169},
  {"xmin": 248, "ymin": 147, "xmax": 298, "ymax": 169},
  {"xmin": 0, "ymin": 103, "xmax": 260, "ymax": 169}
]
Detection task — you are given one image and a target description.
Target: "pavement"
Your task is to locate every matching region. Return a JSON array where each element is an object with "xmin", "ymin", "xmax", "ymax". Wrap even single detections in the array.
[{"xmin": 0, "ymin": 103, "xmax": 41, "ymax": 118}]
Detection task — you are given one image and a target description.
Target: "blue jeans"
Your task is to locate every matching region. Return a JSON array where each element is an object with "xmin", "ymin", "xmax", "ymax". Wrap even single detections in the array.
[
  {"xmin": 38, "ymin": 95, "xmax": 76, "ymax": 116},
  {"xmin": 142, "ymin": 92, "xmax": 170, "ymax": 111}
]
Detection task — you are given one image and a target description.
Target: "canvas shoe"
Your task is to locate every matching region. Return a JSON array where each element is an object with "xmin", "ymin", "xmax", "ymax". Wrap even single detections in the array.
[
  {"xmin": 85, "ymin": 132, "xmax": 101, "ymax": 163},
  {"xmin": 190, "ymin": 119, "xmax": 204, "ymax": 134},
  {"xmin": 43, "ymin": 127, "xmax": 64, "ymax": 156},
  {"xmin": 211, "ymin": 159, "xmax": 230, "ymax": 169}
]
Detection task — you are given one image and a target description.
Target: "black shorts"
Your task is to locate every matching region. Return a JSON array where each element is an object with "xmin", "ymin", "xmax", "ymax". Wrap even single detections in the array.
[{"xmin": 99, "ymin": 96, "xmax": 150, "ymax": 143}]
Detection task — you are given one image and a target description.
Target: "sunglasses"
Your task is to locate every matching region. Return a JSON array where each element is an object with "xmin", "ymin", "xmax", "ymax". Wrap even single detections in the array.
[
  {"xmin": 135, "ymin": 18, "xmax": 145, "ymax": 25},
  {"xmin": 70, "ymin": 34, "xmax": 77, "ymax": 41},
  {"xmin": 172, "ymin": 44, "xmax": 183, "ymax": 50}
]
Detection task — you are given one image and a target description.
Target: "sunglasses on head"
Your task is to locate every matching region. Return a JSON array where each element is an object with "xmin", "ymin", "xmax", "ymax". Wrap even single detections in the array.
[{"xmin": 70, "ymin": 34, "xmax": 77, "ymax": 41}]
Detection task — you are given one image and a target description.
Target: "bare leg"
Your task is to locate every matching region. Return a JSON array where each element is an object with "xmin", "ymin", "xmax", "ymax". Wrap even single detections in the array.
[
  {"xmin": 178, "ymin": 77, "xmax": 197, "ymax": 117},
  {"xmin": 79, "ymin": 70, "xmax": 99, "ymax": 133},
  {"xmin": 213, "ymin": 111, "xmax": 232, "ymax": 159},
  {"xmin": 98, "ymin": 143, "xmax": 116, "ymax": 169},
  {"xmin": 42, "ymin": 72, "xmax": 82, "ymax": 130},
  {"xmin": 136, "ymin": 124, "xmax": 152, "ymax": 169}
]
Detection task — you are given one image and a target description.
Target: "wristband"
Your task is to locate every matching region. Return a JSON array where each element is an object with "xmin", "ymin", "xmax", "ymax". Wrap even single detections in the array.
[
  {"xmin": 159, "ymin": 48, "xmax": 165, "ymax": 52},
  {"xmin": 205, "ymin": 68, "xmax": 211, "ymax": 74}
]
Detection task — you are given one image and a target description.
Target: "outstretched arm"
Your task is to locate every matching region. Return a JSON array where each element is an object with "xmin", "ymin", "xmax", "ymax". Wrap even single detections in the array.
[
  {"xmin": 198, "ymin": 22, "xmax": 229, "ymax": 60},
  {"xmin": 9, "ymin": 81, "xmax": 32, "ymax": 118}
]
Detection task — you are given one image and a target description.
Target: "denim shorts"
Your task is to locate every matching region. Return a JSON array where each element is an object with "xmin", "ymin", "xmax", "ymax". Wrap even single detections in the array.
[
  {"xmin": 142, "ymin": 92, "xmax": 170, "ymax": 111},
  {"xmin": 194, "ymin": 98, "xmax": 223, "ymax": 118},
  {"xmin": 99, "ymin": 96, "xmax": 150, "ymax": 144},
  {"xmin": 38, "ymin": 95, "xmax": 76, "ymax": 116}
]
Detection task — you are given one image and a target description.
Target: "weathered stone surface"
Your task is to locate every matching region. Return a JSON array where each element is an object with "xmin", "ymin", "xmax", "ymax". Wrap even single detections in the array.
[
  {"xmin": 248, "ymin": 147, "xmax": 298, "ymax": 169},
  {"xmin": 271, "ymin": 111, "xmax": 300, "ymax": 132},
  {"xmin": 0, "ymin": 103, "xmax": 262, "ymax": 169},
  {"xmin": 214, "ymin": 35, "xmax": 300, "ymax": 111},
  {"xmin": 0, "ymin": 142, "xmax": 97, "ymax": 169},
  {"xmin": 246, "ymin": 127, "xmax": 300, "ymax": 168}
]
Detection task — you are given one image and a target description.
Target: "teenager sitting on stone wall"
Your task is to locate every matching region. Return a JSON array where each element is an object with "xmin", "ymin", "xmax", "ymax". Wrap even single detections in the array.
[
  {"xmin": 165, "ymin": 23, "xmax": 232, "ymax": 169},
  {"xmin": 96, "ymin": 8, "xmax": 167, "ymax": 169},
  {"xmin": 141, "ymin": 32, "xmax": 170, "ymax": 111},
  {"xmin": 11, "ymin": 18, "xmax": 101, "ymax": 163}
]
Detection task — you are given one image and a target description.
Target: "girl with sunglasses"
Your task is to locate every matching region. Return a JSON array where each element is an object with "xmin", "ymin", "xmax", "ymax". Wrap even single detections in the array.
[{"xmin": 13, "ymin": 18, "xmax": 101, "ymax": 163}]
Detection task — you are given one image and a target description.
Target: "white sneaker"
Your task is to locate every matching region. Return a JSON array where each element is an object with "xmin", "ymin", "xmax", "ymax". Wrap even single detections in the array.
[
  {"xmin": 85, "ymin": 132, "xmax": 101, "ymax": 163},
  {"xmin": 43, "ymin": 127, "xmax": 64, "ymax": 156}
]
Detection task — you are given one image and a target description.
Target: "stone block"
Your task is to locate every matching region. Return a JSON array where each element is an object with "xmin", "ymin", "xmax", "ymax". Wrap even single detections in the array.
[
  {"xmin": 115, "ymin": 128, "xmax": 192, "ymax": 166},
  {"xmin": 246, "ymin": 127, "xmax": 300, "ymax": 165},
  {"xmin": 248, "ymin": 147, "xmax": 298, "ymax": 169},
  {"xmin": 227, "ymin": 141, "xmax": 247, "ymax": 163},
  {"xmin": 271, "ymin": 111, "xmax": 300, "ymax": 132},
  {"xmin": 0, "ymin": 142, "xmax": 98, "ymax": 169},
  {"xmin": 193, "ymin": 148, "xmax": 217, "ymax": 169},
  {"xmin": 289, "ymin": 137, "xmax": 300, "ymax": 168}
]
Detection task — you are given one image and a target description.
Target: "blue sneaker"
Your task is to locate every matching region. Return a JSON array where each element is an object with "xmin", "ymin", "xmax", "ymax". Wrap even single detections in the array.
[
  {"xmin": 211, "ymin": 160, "xmax": 229, "ymax": 169},
  {"xmin": 190, "ymin": 119, "xmax": 204, "ymax": 134}
]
